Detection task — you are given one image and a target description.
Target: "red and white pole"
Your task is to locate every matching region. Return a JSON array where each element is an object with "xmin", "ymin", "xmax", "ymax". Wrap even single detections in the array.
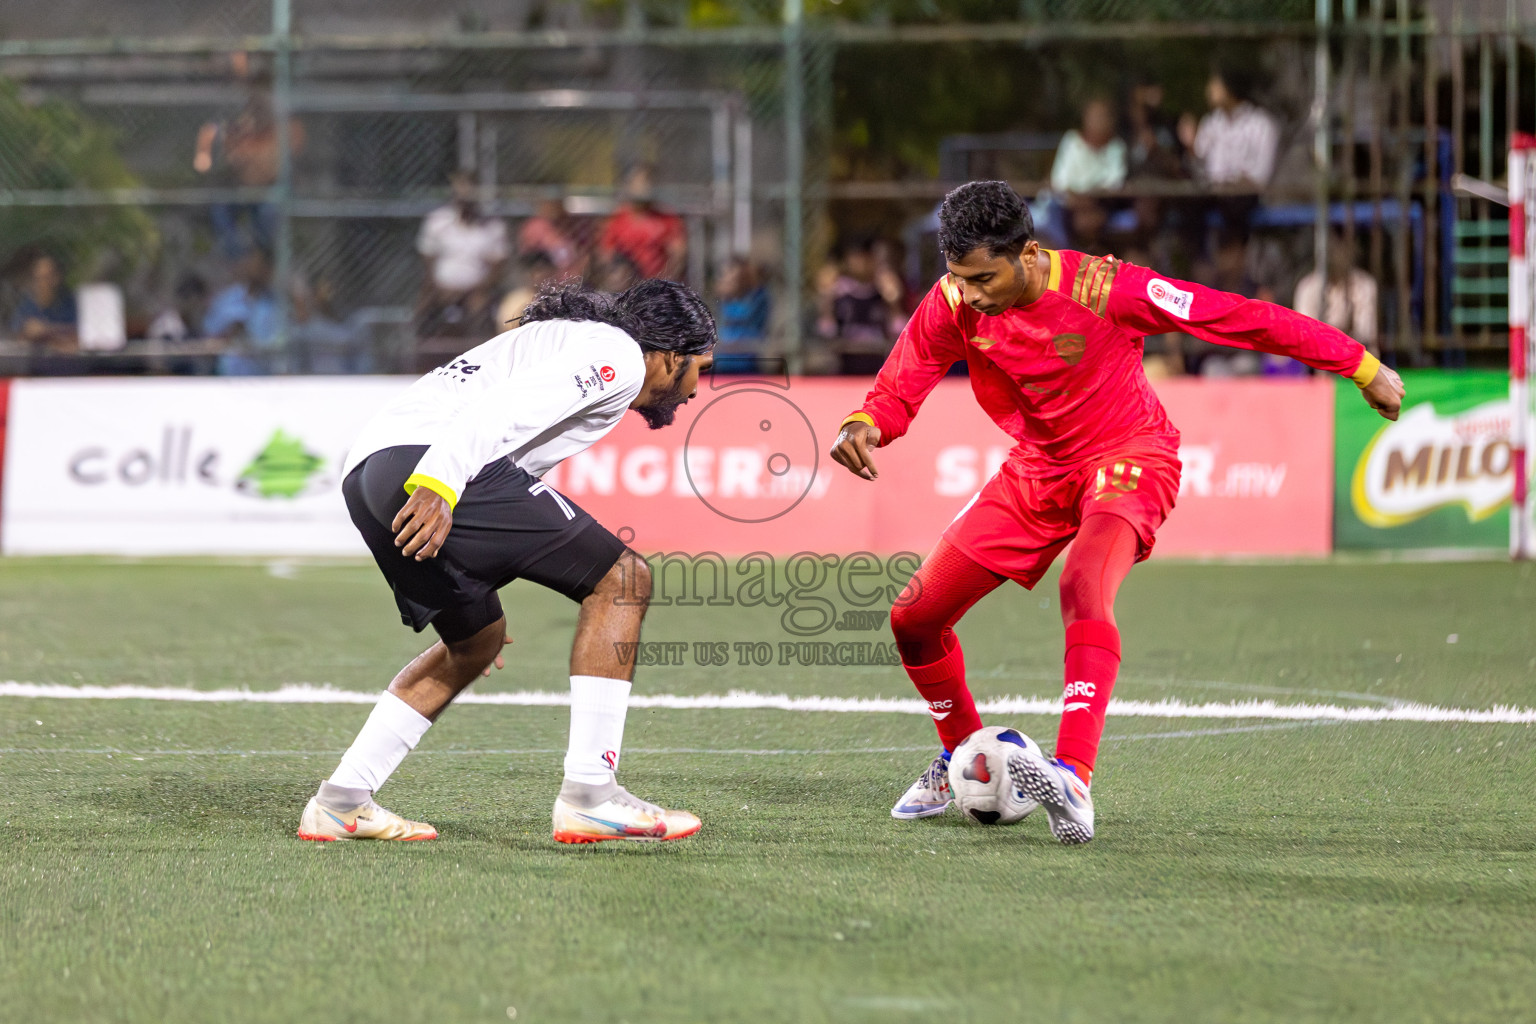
[{"xmin": 1511, "ymin": 134, "xmax": 1536, "ymax": 559}]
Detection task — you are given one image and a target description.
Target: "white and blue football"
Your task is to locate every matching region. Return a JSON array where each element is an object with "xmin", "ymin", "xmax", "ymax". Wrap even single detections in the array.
[{"xmin": 950, "ymin": 726, "xmax": 1043, "ymax": 825}]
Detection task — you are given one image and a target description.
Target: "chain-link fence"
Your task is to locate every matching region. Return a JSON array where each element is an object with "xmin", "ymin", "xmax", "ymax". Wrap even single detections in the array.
[{"xmin": 2, "ymin": 0, "xmax": 1535, "ymax": 373}]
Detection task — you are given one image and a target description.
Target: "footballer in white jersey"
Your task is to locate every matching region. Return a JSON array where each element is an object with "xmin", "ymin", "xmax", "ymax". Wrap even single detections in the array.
[{"xmin": 296, "ymin": 280, "xmax": 715, "ymax": 846}]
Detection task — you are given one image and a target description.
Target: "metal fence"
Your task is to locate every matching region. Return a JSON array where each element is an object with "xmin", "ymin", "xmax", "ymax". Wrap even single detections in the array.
[{"xmin": 2, "ymin": 0, "xmax": 1535, "ymax": 373}]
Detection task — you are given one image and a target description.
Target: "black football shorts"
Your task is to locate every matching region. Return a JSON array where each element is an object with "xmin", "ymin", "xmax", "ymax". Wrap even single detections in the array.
[{"xmin": 343, "ymin": 445, "xmax": 628, "ymax": 643}]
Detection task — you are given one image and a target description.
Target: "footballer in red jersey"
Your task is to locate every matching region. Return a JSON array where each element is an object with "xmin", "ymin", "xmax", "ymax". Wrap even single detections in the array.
[{"xmin": 830, "ymin": 181, "xmax": 1404, "ymax": 844}]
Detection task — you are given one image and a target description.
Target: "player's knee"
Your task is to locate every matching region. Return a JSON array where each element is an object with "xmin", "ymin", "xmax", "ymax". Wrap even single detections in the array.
[
  {"xmin": 445, "ymin": 617, "xmax": 506, "ymax": 669},
  {"xmin": 590, "ymin": 550, "xmax": 651, "ymax": 612},
  {"xmin": 889, "ymin": 586, "xmax": 935, "ymax": 645}
]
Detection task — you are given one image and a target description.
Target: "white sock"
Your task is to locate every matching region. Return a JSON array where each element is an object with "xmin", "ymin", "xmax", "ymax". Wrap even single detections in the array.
[
  {"xmin": 327, "ymin": 691, "xmax": 432, "ymax": 793},
  {"xmin": 563, "ymin": 675, "xmax": 632, "ymax": 785}
]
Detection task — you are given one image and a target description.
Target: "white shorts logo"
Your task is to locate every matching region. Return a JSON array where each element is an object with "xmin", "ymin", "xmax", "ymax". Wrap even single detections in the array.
[{"xmin": 1147, "ymin": 278, "xmax": 1194, "ymax": 320}]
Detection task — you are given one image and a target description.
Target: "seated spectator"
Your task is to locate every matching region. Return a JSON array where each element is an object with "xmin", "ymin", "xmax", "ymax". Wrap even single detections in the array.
[
  {"xmin": 713, "ymin": 256, "xmax": 771, "ymax": 373},
  {"xmin": 517, "ymin": 198, "xmax": 591, "ymax": 281},
  {"xmin": 205, "ymin": 249, "xmax": 280, "ymax": 374},
  {"xmin": 291, "ymin": 276, "xmax": 372, "ymax": 374},
  {"xmin": 599, "ymin": 163, "xmax": 687, "ymax": 281},
  {"xmin": 1051, "ymin": 98, "xmax": 1127, "ymax": 194},
  {"xmin": 1178, "ymin": 65, "xmax": 1279, "ymax": 257},
  {"xmin": 147, "ymin": 273, "xmax": 210, "ymax": 342},
  {"xmin": 497, "ymin": 252, "xmax": 560, "ymax": 329},
  {"xmin": 817, "ymin": 238, "xmax": 906, "ymax": 375},
  {"xmin": 416, "ymin": 170, "xmax": 509, "ymax": 338},
  {"xmin": 1050, "ymin": 98, "xmax": 1127, "ymax": 254},
  {"xmin": 1292, "ymin": 232, "xmax": 1379, "ymax": 355},
  {"xmin": 1181, "ymin": 67, "xmax": 1280, "ymax": 190},
  {"xmin": 11, "ymin": 252, "xmax": 78, "ymax": 349}
]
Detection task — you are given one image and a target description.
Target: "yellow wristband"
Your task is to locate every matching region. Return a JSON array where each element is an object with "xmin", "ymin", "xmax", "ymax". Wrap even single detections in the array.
[
  {"xmin": 403, "ymin": 472, "xmax": 459, "ymax": 509},
  {"xmin": 841, "ymin": 412, "xmax": 877, "ymax": 430},
  {"xmin": 1350, "ymin": 350, "xmax": 1382, "ymax": 388}
]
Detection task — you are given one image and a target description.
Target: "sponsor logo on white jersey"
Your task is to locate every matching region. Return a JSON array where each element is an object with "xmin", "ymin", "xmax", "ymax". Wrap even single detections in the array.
[
  {"xmin": 1147, "ymin": 278, "xmax": 1194, "ymax": 320},
  {"xmin": 573, "ymin": 362, "xmax": 611, "ymax": 398}
]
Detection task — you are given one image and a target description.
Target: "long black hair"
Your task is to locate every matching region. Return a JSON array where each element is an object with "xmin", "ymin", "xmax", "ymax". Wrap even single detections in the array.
[{"xmin": 519, "ymin": 278, "xmax": 715, "ymax": 355}]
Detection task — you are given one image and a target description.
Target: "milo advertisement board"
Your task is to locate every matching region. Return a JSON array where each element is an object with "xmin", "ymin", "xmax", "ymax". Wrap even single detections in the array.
[{"xmin": 1334, "ymin": 370, "xmax": 1512, "ymax": 549}]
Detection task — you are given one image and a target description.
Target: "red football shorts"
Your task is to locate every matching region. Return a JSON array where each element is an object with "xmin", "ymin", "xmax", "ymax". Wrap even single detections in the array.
[{"xmin": 942, "ymin": 449, "xmax": 1181, "ymax": 589}]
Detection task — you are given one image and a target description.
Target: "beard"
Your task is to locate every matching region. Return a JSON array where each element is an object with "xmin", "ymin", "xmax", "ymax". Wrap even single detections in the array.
[{"xmin": 635, "ymin": 360, "xmax": 691, "ymax": 429}]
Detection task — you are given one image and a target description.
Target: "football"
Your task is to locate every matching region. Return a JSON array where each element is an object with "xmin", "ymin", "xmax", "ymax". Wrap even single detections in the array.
[{"xmin": 950, "ymin": 726, "xmax": 1043, "ymax": 825}]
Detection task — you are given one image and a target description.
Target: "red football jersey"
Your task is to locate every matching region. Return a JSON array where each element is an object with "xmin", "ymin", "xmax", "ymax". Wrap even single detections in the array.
[{"xmin": 847, "ymin": 248, "xmax": 1376, "ymax": 476}]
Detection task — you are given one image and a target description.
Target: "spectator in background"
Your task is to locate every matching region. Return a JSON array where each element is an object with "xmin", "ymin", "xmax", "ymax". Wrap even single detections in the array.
[
  {"xmin": 1049, "ymin": 98, "xmax": 1127, "ymax": 255},
  {"xmin": 1051, "ymin": 97, "xmax": 1127, "ymax": 192},
  {"xmin": 713, "ymin": 256, "xmax": 771, "ymax": 373},
  {"xmin": 1180, "ymin": 66, "xmax": 1280, "ymax": 191},
  {"xmin": 1125, "ymin": 76, "xmax": 1189, "ymax": 268},
  {"xmin": 1178, "ymin": 66, "xmax": 1281, "ymax": 310},
  {"xmin": 1293, "ymin": 232, "xmax": 1379, "ymax": 356},
  {"xmin": 599, "ymin": 163, "xmax": 687, "ymax": 281},
  {"xmin": 147, "ymin": 273, "xmax": 210, "ymax": 342},
  {"xmin": 205, "ymin": 249, "xmax": 280, "ymax": 374},
  {"xmin": 517, "ymin": 198, "xmax": 591, "ymax": 281},
  {"xmin": 817, "ymin": 237, "xmax": 906, "ymax": 375},
  {"xmin": 1127, "ymin": 77, "xmax": 1185, "ymax": 181},
  {"xmin": 11, "ymin": 251, "xmax": 78, "ymax": 349},
  {"xmin": 291, "ymin": 275, "xmax": 372, "ymax": 374},
  {"xmin": 193, "ymin": 53, "xmax": 305, "ymax": 260},
  {"xmin": 416, "ymin": 170, "xmax": 509, "ymax": 338}
]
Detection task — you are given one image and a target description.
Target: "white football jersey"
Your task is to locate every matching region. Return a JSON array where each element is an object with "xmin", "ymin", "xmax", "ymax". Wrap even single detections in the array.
[{"xmin": 343, "ymin": 319, "xmax": 646, "ymax": 504}]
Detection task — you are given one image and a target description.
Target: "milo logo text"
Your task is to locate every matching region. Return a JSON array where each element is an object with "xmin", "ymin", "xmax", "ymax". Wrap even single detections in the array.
[{"xmin": 1351, "ymin": 400, "xmax": 1513, "ymax": 528}]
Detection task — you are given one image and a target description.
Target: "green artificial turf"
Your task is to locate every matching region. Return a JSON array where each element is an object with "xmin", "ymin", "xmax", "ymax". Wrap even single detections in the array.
[{"xmin": 0, "ymin": 558, "xmax": 1533, "ymax": 1023}]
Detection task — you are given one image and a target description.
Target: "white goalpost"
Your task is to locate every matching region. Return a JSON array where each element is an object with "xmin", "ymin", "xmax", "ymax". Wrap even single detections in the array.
[{"xmin": 1508, "ymin": 135, "xmax": 1536, "ymax": 559}]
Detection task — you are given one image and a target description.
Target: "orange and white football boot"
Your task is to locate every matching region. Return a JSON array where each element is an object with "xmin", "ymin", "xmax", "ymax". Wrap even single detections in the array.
[
  {"xmin": 552, "ymin": 785, "xmax": 700, "ymax": 844},
  {"xmin": 297, "ymin": 796, "xmax": 437, "ymax": 842}
]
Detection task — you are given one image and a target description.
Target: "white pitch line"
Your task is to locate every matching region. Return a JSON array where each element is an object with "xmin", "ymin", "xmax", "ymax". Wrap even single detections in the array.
[
  {"xmin": 2, "ymin": 681, "xmax": 1533, "ymax": 724},
  {"xmin": 0, "ymin": 725, "xmax": 1335, "ymax": 758}
]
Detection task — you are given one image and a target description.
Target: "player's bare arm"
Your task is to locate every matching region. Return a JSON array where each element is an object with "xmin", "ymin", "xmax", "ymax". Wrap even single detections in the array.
[
  {"xmin": 831, "ymin": 419, "xmax": 882, "ymax": 480},
  {"xmin": 1361, "ymin": 362, "xmax": 1406, "ymax": 421},
  {"xmin": 392, "ymin": 486, "xmax": 453, "ymax": 560}
]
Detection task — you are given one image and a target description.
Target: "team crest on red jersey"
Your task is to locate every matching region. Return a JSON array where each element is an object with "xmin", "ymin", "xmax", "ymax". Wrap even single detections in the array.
[{"xmin": 1052, "ymin": 332, "xmax": 1086, "ymax": 365}]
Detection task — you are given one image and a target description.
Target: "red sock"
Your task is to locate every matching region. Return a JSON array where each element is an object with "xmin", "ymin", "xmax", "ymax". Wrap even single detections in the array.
[
  {"xmin": 905, "ymin": 636, "xmax": 982, "ymax": 753},
  {"xmin": 1055, "ymin": 619, "xmax": 1121, "ymax": 782}
]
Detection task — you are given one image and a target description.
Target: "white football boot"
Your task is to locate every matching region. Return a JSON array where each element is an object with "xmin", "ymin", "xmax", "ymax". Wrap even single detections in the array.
[
  {"xmin": 552, "ymin": 784, "xmax": 700, "ymax": 844},
  {"xmin": 297, "ymin": 796, "xmax": 437, "ymax": 842},
  {"xmin": 890, "ymin": 753, "xmax": 953, "ymax": 819},
  {"xmin": 1006, "ymin": 750, "xmax": 1094, "ymax": 845}
]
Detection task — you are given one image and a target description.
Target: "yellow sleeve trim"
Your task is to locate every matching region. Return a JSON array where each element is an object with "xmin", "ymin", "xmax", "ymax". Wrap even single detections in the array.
[
  {"xmin": 1350, "ymin": 350, "xmax": 1382, "ymax": 388},
  {"xmin": 1043, "ymin": 248, "xmax": 1062, "ymax": 293},
  {"xmin": 403, "ymin": 473, "xmax": 459, "ymax": 509},
  {"xmin": 841, "ymin": 412, "xmax": 877, "ymax": 430}
]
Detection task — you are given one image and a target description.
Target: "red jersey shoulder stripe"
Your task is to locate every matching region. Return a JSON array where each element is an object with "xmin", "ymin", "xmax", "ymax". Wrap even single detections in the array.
[
  {"xmin": 1069, "ymin": 253, "xmax": 1120, "ymax": 318},
  {"xmin": 938, "ymin": 275, "xmax": 963, "ymax": 311}
]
